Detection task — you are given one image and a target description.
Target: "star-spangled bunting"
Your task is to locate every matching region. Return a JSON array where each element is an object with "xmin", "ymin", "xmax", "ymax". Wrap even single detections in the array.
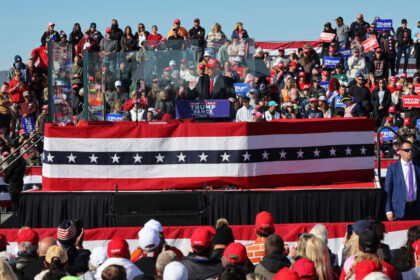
[{"xmin": 43, "ymin": 144, "xmax": 373, "ymax": 165}]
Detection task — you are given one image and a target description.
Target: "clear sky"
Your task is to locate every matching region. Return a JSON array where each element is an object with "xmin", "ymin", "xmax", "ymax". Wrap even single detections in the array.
[{"xmin": 0, "ymin": 0, "xmax": 418, "ymax": 70}]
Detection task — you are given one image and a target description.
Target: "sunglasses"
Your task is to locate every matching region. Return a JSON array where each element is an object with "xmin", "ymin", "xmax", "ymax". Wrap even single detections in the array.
[
  {"xmin": 408, "ymin": 87, "xmax": 415, "ymax": 90},
  {"xmin": 400, "ymin": 148, "xmax": 412, "ymax": 153},
  {"xmin": 310, "ymin": 101, "xmax": 317, "ymax": 104}
]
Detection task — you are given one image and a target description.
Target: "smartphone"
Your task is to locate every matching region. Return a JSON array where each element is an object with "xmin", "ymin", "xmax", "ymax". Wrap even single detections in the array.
[
  {"xmin": 74, "ymin": 219, "xmax": 84, "ymax": 237},
  {"xmin": 346, "ymin": 224, "xmax": 353, "ymax": 237}
]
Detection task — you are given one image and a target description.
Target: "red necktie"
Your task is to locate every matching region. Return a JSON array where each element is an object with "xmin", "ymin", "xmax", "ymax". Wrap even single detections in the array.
[{"xmin": 210, "ymin": 78, "xmax": 214, "ymax": 95}]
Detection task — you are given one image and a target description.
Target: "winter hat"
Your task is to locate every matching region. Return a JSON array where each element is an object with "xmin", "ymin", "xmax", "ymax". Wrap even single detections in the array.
[
  {"xmin": 57, "ymin": 220, "xmax": 77, "ymax": 245},
  {"xmin": 163, "ymin": 261, "xmax": 188, "ymax": 280},
  {"xmin": 213, "ymin": 224, "xmax": 234, "ymax": 246}
]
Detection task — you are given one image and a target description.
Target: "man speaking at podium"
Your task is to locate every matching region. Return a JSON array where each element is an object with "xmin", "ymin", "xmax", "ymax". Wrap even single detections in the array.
[
  {"xmin": 385, "ymin": 141, "xmax": 420, "ymax": 220},
  {"xmin": 190, "ymin": 58, "xmax": 236, "ymax": 101}
]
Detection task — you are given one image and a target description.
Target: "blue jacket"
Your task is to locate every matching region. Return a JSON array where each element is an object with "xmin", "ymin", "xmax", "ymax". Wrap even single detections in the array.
[{"xmin": 385, "ymin": 161, "xmax": 420, "ymax": 218}]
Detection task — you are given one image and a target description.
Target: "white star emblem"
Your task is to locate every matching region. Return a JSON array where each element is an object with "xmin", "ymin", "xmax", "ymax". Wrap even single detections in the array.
[
  {"xmin": 67, "ymin": 153, "xmax": 77, "ymax": 163},
  {"xmin": 177, "ymin": 152, "xmax": 186, "ymax": 162},
  {"xmin": 360, "ymin": 146, "xmax": 367, "ymax": 155},
  {"xmin": 297, "ymin": 149, "xmax": 304, "ymax": 158},
  {"xmin": 279, "ymin": 150, "xmax": 287, "ymax": 159},
  {"xmin": 313, "ymin": 148, "xmax": 320, "ymax": 158},
  {"xmin": 133, "ymin": 153, "xmax": 142, "ymax": 163},
  {"xmin": 262, "ymin": 150, "xmax": 269, "ymax": 160},
  {"xmin": 47, "ymin": 153, "xmax": 54, "ymax": 162},
  {"xmin": 89, "ymin": 153, "xmax": 98, "ymax": 163},
  {"xmin": 243, "ymin": 151, "xmax": 251, "ymax": 161},
  {"xmin": 111, "ymin": 153, "xmax": 120, "ymax": 163},
  {"xmin": 220, "ymin": 152, "xmax": 230, "ymax": 162},
  {"xmin": 345, "ymin": 146, "xmax": 352, "ymax": 156},
  {"xmin": 329, "ymin": 147, "xmax": 336, "ymax": 156},
  {"xmin": 155, "ymin": 153, "xmax": 165, "ymax": 163},
  {"xmin": 198, "ymin": 152, "xmax": 208, "ymax": 162}
]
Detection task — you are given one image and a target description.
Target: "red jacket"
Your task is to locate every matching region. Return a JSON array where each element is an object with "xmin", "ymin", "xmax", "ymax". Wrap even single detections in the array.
[
  {"xmin": 31, "ymin": 45, "xmax": 48, "ymax": 71},
  {"xmin": 8, "ymin": 79, "xmax": 28, "ymax": 103},
  {"xmin": 18, "ymin": 100, "xmax": 38, "ymax": 116},
  {"xmin": 75, "ymin": 37, "xmax": 96, "ymax": 57}
]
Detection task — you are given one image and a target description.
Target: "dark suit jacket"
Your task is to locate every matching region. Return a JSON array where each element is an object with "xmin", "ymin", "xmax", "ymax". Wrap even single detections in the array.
[
  {"xmin": 191, "ymin": 74, "xmax": 236, "ymax": 100},
  {"xmin": 385, "ymin": 160, "xmax": 420, "ymax": 218},
  {"xmin": 371, "ymin": 88, "xmax": 391, "ymax": 118}
]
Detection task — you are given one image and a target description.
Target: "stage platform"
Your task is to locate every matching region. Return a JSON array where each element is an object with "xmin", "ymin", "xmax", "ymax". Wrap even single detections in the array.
[{"xmin": 16, "ymin": 185, "xmax": 384, "ymax": 229}]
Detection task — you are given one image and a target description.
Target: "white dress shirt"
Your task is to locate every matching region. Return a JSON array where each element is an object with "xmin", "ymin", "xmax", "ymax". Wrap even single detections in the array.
[{"xmin": 401, "ymin": 159, "xmax": 417, "ymax": 202}]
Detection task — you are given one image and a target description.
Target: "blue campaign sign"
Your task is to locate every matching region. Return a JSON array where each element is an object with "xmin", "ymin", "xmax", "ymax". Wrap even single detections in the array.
[
  {"xmin": 106, "ymin": 114, "xmax": 124, "ymax": 122},
  {"xmin": 323, "ymin": 57, "xmax": 341, "ymax": 69},
  {"xmin": 376, "ymin": 19, "xmax": 392, "ymax": 31},
  {"xmin": 381, "ymin": 127, "xmax": 398, "ymax": 141},
  {"xmin": 21, "ymin": 116, "xmax": 36, "ymax": 134},
  {"xmin": 320, "ymin": 81, "xmax": 329, "ymax": 92},
  {"xmin": 234, "ymin": 83, "xmax": 251, "ymax": 97},
  {"xmin": 338, "ymin": 48, "xmax": 352, "ymax": 58},
  {"xmin": 176, "ymin": 100, "xmax": 231, "ymax": 119}
]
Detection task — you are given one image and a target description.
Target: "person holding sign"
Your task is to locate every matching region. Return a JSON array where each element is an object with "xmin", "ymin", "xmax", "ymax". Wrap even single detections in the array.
[
  {"xmin": 395, "ymin": 19, "xmax": 413, "ymax": 75},
  {"xmin": 330, "ymin": 83, "xmax": 347, "ymax": 117},
  {"xmin": 321, "ymin": 22, "xmax": 336, "ymax": 58}
]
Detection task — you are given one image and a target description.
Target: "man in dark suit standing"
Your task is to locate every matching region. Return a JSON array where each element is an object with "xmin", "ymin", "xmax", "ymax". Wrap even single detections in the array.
[
  {"xmin": 385, "ymin": 141, "xmax": 420, "ymax": 220},
  {"xmin": 190, "ymin": 58, "xmax": 236, "ymax": 101}
]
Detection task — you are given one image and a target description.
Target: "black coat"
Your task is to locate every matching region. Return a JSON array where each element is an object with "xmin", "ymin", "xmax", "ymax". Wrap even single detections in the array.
[
  {"xmin": 180, "ymin": 254, "xmax": 223, "ymax": 280},
  {"xmin": 4, "ymin": 156, "xmax": 26, "ymax": 193},
  {"xmin": 371, "ymin": 87, "xmax": 392, "ymax": 114},
  {"xmin": 191, "ymin": 74, "xmax": 236, "ymax": 100},
  {"xmin": 134, "ymin": 256, "xmax": 157, "ymax": 278}
]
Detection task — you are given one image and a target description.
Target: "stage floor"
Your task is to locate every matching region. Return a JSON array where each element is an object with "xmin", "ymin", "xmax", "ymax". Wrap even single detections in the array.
[{"xmin": 17, "ymin": 187, "xmax": 384, "ymax": 229}]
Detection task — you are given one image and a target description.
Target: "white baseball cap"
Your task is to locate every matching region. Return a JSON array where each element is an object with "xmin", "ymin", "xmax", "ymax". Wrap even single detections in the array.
[
  {"xmin": 169, "ymin": 60, "xmax": 176, "ymax": 66},
  {"xmin": 145, "ymin": 219, "xmax": 162, "ymax": 233},
  {"xmin": 138, "ymin": 227, "xmax": 160, "ymax": 251},
  {"xmin": 115, "ymin": 80, "xmax": 122, "ymax": 87},
  {"xmin": 89, "ymin": 246, "xmax": 107, "ymax": 268},
  {"xmin": 163, "ymin": 261, "xmax": 188, "ymax": 280}
]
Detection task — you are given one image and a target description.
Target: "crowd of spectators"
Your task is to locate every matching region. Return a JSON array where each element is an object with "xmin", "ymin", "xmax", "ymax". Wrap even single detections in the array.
[{"xmin": 0, "ymin": 213, "xmax": 418, "ymax": 280}]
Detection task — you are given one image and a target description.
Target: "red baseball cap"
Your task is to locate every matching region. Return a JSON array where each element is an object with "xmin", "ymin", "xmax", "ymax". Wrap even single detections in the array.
[
  {"xmin": 299, "ymin": 72, "xmax": 306, "ymax": 77},
  {"xmin": 277, "ymin": 63, "xmax": 285, "ymax": 70},
  {"xmin": 390, "ymin": 76, "xmax": 396, "ymax": 82},
  {"xmin": 354, "ymin": 260, "xmax": 381, "ymax": 280},
  {"xmin": 310, "ymin": 97, "xmax": 318, "ymax": 102},
  {"xmin": 386, "ymin": 117, "xmax": 393, "ymax": 123},
  {"xmin": 0, "ymin": 234, "xmax": 8, "ymax": 249},
  {"xmin": 206, "ymin": 58, "xmax": 221, "ymax": 69},
  {"xmin": 401, "ymin": 73, "xmax": 407, "ymax": 78},
  {"xmin": 181, "ymin": 58, "xmax": 188, "ymax": 63},
  {"xmin": 412, "ymin": 239, "xmax": 420, "ymax": 255},
  {"xmin": 107, "ymin": 237, "xmax": 129, "ymax": 258},
  {"xmin": 255, "ymin": 211, "xmax": 274, "ymax": 232},
  {"xmin": 303, "ymin": 84, "xmax": 311, "ymax": 90},
  {"xmin": 329, "ymin": 47, "xmax": 336, "ymax": 52},
  {"xmin": 288, "ymin": 61, "xmax": 297, "ymax": 67},
  {"xmin": 106, "ymin": 27, "xmax": 112, "ymax": 33},
  {"xmin": 164, "ymin": 67, "xmax": 172, "ymax": 72},
  {"xmin": 190, "ymin": 227, "xmax": 214, "ymax": 252},
  {"xmin": 303, "ymin": 48, "xmax": 311, "ymax": 54},
  {"xmin": 273, "ymin": 267, "xmax": 300, "ymax": 280},
  {"xmin": 17, "ymin": 228, "xmax": 39, "ymax": 245},
  {"xmin": 292, "ymin": 258, "xmax": 317, "ymax": 280},
  {"xmin": 223, "ymin": 242, "xmax": 247, "ymax": 264},
  {"xmin": 388, "ymin": 106, "xmax": 396, "ymax": 113},
  {"xmin": 396, "ymin": 85, "xmax": 403, "ymax": 91},
  {"xmin": 321, "ymin": 70, "xmax": 329, "ymax": 76},
  {"xmin": 174, "ymin": 19, "xmax": 180, "ymax": 24},
  {"xmin": 404, "ymin": 117, "xmax": 411, "ymax": 126},
  {"xmin": 19, "ymin": 128, "xmax": 26, "ymax": 135}
]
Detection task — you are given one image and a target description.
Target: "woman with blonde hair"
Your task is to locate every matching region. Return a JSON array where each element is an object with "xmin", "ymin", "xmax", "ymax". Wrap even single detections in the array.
[
  {"xmin": 305, "ymin": 237, "xmax": 335, "ymax": 280},
  {"xmin": 0, "ymin": 260, "xmax": 19, "ymax": 280},
  {"xmin": 206, "ymin": 23, "xmax": 227, "ymax": 50},
  {"xmin": 232, "ymin": 22, "xmax": 249, "ymax": 40}
]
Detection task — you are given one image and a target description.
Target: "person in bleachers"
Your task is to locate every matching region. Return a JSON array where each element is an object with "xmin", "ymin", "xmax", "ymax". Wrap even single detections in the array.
[{"xmin": 41, "ymin": 22, "xmax": 60, "ymax": 46}]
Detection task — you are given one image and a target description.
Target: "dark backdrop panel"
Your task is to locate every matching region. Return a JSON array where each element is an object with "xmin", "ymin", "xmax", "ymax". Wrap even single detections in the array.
[
  {"xmin": 17, "ymin": 189, "xmax": 383, "ymax": 228},
  {"xmin": 207, "ymin": 189, "xmax": 383, "ymax": 225},
  {"xmin": 19, "ymin": 193, "xmax": 112, "ymax": 228}
]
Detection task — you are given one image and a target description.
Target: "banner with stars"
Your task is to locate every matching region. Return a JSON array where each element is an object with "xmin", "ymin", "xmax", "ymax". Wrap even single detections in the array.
[{"xmin": 42, "ymin": 119, "xmax": 374, "ymax": 191}]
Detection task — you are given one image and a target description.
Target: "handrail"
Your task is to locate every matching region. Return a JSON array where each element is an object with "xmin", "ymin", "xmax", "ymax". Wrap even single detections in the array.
[
  {"xmin": 1, "ymin": 135, "xmax": 44, "ymax": 174},
  {"xmin": 375, "ymin": 126, "xmax": 418, "ymax": 182},
  {"xmin": 0, "ymin": 132, "xmax": 42, "ymax": 167}
]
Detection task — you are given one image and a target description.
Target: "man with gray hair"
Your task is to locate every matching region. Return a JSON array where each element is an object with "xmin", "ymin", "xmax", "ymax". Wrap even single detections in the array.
[
  {"xmin": 156, "ymin": 250, "xmax": 177, "ymax": 279},
  {"xmin": 15, "ymin": 228, "xmax": 40, "ymax": 279}
]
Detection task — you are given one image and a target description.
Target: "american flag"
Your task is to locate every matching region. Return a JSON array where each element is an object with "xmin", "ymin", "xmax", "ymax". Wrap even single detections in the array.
[{"xmin": 42, "ymin": 118, "xmax": 374, "ymax": 191}]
